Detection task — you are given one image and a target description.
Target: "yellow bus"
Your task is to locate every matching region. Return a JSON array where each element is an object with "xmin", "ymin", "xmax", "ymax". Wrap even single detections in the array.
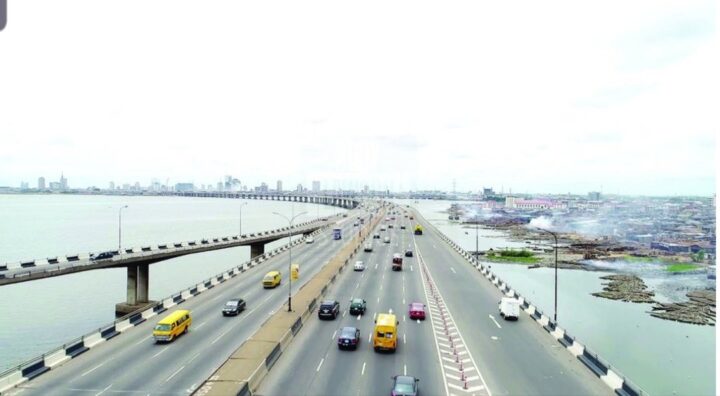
[
  {"xmin": 263, "ymin": 271, "xmax": 281, "ymax": 288},
  {"xmin": 373, "ymin": 313, "xmax": 398, "ymax": 352},
  {"xmin": 153, "ymin": 309, "xmax": 192, "ymax": 343}
]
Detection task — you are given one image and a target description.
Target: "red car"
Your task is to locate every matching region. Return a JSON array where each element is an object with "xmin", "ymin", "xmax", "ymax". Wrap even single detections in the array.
[{"xmin": 408, "ymin": 302, "xmax": 426, "ymax": 320}]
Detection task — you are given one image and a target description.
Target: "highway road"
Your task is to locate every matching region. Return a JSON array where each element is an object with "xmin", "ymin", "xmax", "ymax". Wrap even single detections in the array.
[
  {"xmin": 6, "ymin": 210, "xmax": 369, "ymax": 396},
  {"xmin": 257, "ymin": 207, "xmax": 612, "ymax": 396}
]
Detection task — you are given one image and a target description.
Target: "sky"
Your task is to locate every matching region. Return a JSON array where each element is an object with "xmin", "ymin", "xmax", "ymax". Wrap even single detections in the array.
[{"xmin": 0, "ymin": 1, "xmax": 717, "ymax": 196}]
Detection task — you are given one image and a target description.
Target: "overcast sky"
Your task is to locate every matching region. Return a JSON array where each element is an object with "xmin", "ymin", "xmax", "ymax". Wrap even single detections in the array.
[{"xmin": 0, "ymin": 1, "xmax": 716, "ymax": 195}]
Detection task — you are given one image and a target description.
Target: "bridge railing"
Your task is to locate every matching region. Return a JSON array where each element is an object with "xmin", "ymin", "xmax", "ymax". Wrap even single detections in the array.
[
  {"xmin": 411, "ymin": 208, "xmax": 649, "ymax": 396},
  {"xmin": 0, "ymin": 217, "xmax": 336, "ymax": 393},
  {"xmin": 0, "ymin": 219, "xmax": 327, "ymax": 277}
]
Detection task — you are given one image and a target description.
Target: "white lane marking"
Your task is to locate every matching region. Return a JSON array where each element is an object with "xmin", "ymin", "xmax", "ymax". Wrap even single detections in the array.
[
  {"xmin": 389, "ymin": 308, "xmax": 393, "ymax": 314},
  {"xmin": 403, "ymin": 333, "xmax": 407, "ymax": 344},
  {"xmin": 133, "ymin": 335, "xmax": 153, "ymax": 346},
  {"xmin": 415, "ymin": 237, "xmax": 492, "ymax": 396},
  {"xmin": 410, "ymin": 265, "xmax": 414, "ymax": 272},
  {"xmin": 211, "ymin": 326, "xmax": 234, "ymax": 345},
  {"xmin": 368, "ymin": 333, "xmax": 372, "ymax": 343},
  {"xmin": 187, "ymin": 352, "xmax": 201, "ymax": 364},
  {"xmin": 404, "ymin": 364, "xmax": 407, "ymax": 376},
  {"xmin": 375, "ymin": 263, "xmax": 379, "ymax": 270},
  {"xmin": 450, "ymin": 267, "xmax": 456, "ymax": 274},
  {"xmin": 81, "ymin": 360, "xmax": 108, "ymax": 377},
  {"xmin": 165, "ymin": 365, "xmax": 185, "ymax": 383},
  {"xmin": 417, "ymin": 319, "xmax": 420, "ymax": 324},
  {"xmin": 343, "ymin": 310, "xmax": 347, "ymax": 317},
  {"xmin": 332, "ymin": 330, "xmax": 337, "ymax": 340},
  {"xmin": 316, "ymin": 358, "xmax": 325, "ymax": 372},
  {"xmin": 152, "ymin": 348, "xmax": 169, "ymax": 358},
  {"xmin": 361, "ymin": 362, "xmax": 366, "ymax": 376},
  {"xmin": 377, "ymin": 297, "xmax": 380, "ymax": 303},
  {"xmin": 403, "ymin": 315, "xmax": 406, "ymax": 322},
  {"xmin": 186, "ymin": 383, "xmax": 198, "ymax": 394},
  {"xmin": 489, "ymin": 314, "xmax": 502, "ymax": 329},
  {"xmin": 357, "ymin": 315, "xmax": 362, "ymax": 321},
  {"xmin": 403, "ymin": 298, "xmax": 406, "ymax": 304},
  {"xmin": 355, "ymin": 283, "xmax": 360, "ymax": 289},
  {"xmin": 491, "ymin": 336, "xmax": 499, "ymax": 341},
  {"xmin": 195, "ymin": 321, "xmax": 207, "ymax": 330},
  {"xmin": 95, "ymin": 384, "xmax": 112, "ymax": 396}
]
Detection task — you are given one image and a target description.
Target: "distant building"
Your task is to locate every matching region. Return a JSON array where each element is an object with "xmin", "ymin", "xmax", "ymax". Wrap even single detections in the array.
[
  {"xmin": 588, "ymin": 191, "xmax": 602, "ymax": 201},
  {"xmin": 49, "ymin": 181, "xmax": 61, "ymax": 190},
  {"xmin": 312, "ymin": 180, "xmax": 320, "ymax": 192},
  {"xmin": 255, "ymin": 182, "xmax": 269, "ymax": 193},
  {"xmin": 217, "ymin": 182, "xmax": 223, "ymax": 191},
  {"xmin": 363, "ymin": 185, "xmax": 369, "ymax": 194},
  {"xmin": 276, "ymin": 180, "xmax": 283, "ymax": 193},
  {"xmin": 59, "ymin": 173, "xmax": 68, "ymax": 190},
  {"xmin": 483, "ymin": 187, "xmax": 495, "ymax": 196},
  {"xmin": 20, "ymin": 181, "xmax": 29, "ymax": 190},
  {"xmin": 175, "ymin": 183, "xmax": 194, "ymax": 192},
  {"xmin": 505, "ymin": 196, "xmax": 567, "ymax": 210},
  {"xmin": 296, "ymin": 184, "xmax": 303, "ymax": 192},
  {"xmin": 109, "ymin": 181, "xmax": 115, "ymax": 190},
  {"xmin": 38, "ymin": 177, "xmax": 46, "ymax": 190}
]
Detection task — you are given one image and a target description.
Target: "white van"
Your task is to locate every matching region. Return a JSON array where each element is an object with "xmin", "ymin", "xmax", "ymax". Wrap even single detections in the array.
[{"xmin": 498, "ymin": 297, "xmax": 520, "ymax": 320}]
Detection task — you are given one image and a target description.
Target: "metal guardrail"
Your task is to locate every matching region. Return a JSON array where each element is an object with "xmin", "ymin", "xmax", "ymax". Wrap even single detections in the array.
[{"xmin": 0, "ymin": 218, "xmax": 335, "ymax": 383}]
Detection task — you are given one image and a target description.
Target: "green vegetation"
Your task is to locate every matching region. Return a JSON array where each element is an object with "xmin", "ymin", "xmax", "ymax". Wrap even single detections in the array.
[
  {"xmin": 623, "ymin": 255, "xmax": 659, "ymax": 263},
  {"xmin": 691, "ymin": 250, "xmax": 706, "ymax": 263},
  {"xmin": 486, "ymin": 249, "xmax": 540, "ymax": 264},
  {"xmin": 666, "ymin": 264, "xmax": 700, "ymax": 273}
]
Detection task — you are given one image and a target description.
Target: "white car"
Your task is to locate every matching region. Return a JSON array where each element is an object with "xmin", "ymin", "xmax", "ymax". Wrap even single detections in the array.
[
  {"xmin": 354, "ymin": 261, "xmax": 365, "ymax": 271},
  {"xmin": 305, "ymin": 237, "xmax": 314, "ymax": 244},
  {"xmin": 364, "ymin": 243, "xmax": 373, "ymax": 252},
  {"xmin": 383, "ymin": 236, "xmax": 391, "ymax": 243}
]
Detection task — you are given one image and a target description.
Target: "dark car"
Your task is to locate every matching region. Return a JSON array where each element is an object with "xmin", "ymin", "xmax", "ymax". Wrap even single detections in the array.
[
  {"xmin": 222, "ymin": 298, "xmax": 246, "ymax": 316},
  {"xmin": 318, "ymin": 300, "xmax": 340, "ymax": 319},
  {"xmin": 391, "ymin": 375, "xmax": 419, "ymax": 396},
  {"xmin": 400, "ymin": 225, "xmax": 406, "ymax": 229},
  {"xmin": 349, "ymin": 298, "xmax": 366, "ymax": 315},
  {"xmin": 404, "ymin": 250, "xmax": 413, "ymax": 257},
  {"xmin": 91, "ymin": 251, "xmax": 114, "ymax": 261},
  {"xmin": 337, "ymin": 326, "xmax": 361, "ymax": 350},
  {"xmin": 373, "ymin": 233, "xmax": 381, "ymax": 239}
]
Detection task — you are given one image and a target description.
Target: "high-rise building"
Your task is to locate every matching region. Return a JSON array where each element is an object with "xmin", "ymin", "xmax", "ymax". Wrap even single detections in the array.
[
  {"xmin": 296, "ymin": 184, "xmax": 303, "ymax": 192},
  {"xmin": 312, "ymin": 180, "xmax": 320, "ymax": 192},
  {"xmin": 20, "ymin": 181, "xmax": 29, "ymax": 189},
  {"xmin": 59, "ymin": 173, "xmax": 68, "ymax": 190},
  {"xmin": 363, "ymin": 185, "xmax": 369, "ymax": 194},
  {"xmin": 175, "ymin": 183, "xmax": 194, "ymax": 192},
  {"xmin": 109, "ymin": 181, "xmax": 115, "ymax": 190},
  {"xmin": 276, "ymin": 180, "xmax": 283, "ymax": 193},
  {"xmin": 217, "ymin": 182, "xmax": 223, "ymax": 191},
  {"xmin": 588, "ymin": 191, "xmax": 602, "ymax": 201},
  {"xmin": 49, "ymin": 181, "xmax": 61, "ymax": 190},
  {"xmin": 38, "ymin": 177, "xmax": 46, "ymax": 190}
]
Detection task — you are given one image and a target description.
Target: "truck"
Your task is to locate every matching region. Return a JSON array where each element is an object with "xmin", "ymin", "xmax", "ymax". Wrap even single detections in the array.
[
  {"xmin": 413, "ymin": 224, "xmax": 423, "ymax": 235},
  {"xmin": 333, "ymin": 228, "xmax": 342, "ymax": 240},
  {"xmin": 498, "ymin": 297, "xmax": 520, "ymax": 320}
]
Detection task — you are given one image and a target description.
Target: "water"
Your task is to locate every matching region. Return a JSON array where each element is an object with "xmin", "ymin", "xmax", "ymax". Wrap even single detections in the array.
[
  {"xmin": 393, "ymin": 199, "xmax": 716, "ymax": 396},
  {"xmin": 0, "ymin": 194, "xmax": 344, "ymax": 370}
]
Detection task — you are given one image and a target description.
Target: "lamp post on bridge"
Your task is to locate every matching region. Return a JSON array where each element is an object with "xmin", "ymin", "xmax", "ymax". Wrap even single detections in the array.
[
  {"xmin": 118, "ymin": 205, "xmax": 128, "ymax": 255},
  {"xmin": 536, "ymin": 227, "xmax": 559, "ymax": 323},
  {"xmin": 273, "ymin": 210, "xmax": 308, "ymax": 312}
]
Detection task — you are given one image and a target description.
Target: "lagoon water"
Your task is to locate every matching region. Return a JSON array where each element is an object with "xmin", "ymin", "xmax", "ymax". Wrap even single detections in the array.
[
  {"xmin": 0, "ymin": 194, "xmax": 343, "ymax": 371},
  {"xmin": 395, "ymin": 199, "xmax": 715, "ymax": 396}
]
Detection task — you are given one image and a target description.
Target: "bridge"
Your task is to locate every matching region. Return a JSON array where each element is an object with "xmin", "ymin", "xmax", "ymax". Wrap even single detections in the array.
[
  {"xmin": 0, "ymin": 202, "xmax": 642, "ymax": 396},
  {"xmin": 170, "ymin": 191, "xmax": 362, "ymax": 209}
]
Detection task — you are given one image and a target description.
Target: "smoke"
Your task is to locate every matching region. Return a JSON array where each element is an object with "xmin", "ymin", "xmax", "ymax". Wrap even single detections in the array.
[{"xmin": 528, "ymin": 216, "xmax": 554, "ymax": 230}]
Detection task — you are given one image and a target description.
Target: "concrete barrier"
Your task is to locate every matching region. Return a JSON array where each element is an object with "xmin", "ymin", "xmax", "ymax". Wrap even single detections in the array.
[
  {"xmin": 44, "ymin": 349, "xmax": 69, "ymax": 368},
  {"xmin": 0, "ymin": 370, "xmax": 26, "ymax": 393},
  {"xmin": 116, "ymin": 318, "xmax": 133, "ymax": 332},
  {"xmin": 65, "ymin": 340, "xmax": 88, "ymax": 358},
  {"xmin": 21, "ymin": 358, "xmax": 49, "ymax": 380},
  {"xmin": 100, "ymin": 325, "xmax": 119, "ymax": 340},
  {"xmin": 84, "ymin": 331, "xmax": 105, "ymax": 348}
]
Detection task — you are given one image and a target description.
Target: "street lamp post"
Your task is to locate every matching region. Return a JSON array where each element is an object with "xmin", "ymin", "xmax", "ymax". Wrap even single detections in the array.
[
  {"xmin": 119, "ymin": 205, "xmax": 128, "ymax": 255},
  {"xmin": 273, "ymin": 210, "xmax": 308, "ymax": 312},
  {"xmin": 536, "ymin": 227, "xmax": 559, "ymax": 323},
  {"xmin": 239, "ymin": 202, "xmax": 248, "ymax": 237}
]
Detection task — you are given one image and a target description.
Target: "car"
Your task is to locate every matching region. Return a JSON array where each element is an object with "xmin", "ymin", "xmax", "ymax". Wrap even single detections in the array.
[
  {"xmin": 373, "ymin": 233, "xmax": 381, "ymax": 239},
  {"xmin": 385, "ymin": 217, "xmax": 390, "ymax": 221},
  {"xmin": 91, "ymin": 251, "xmax": 114, "ymax": 261},
  {"xmin": 392, "ymin": 254, "xmax": 403, "ymax": 264},
  {"xmin": 388, "ymin": 224, "xmax": 394, "ymax": 229},
  {"xmin": 305, "ymin": 236, "xmax": 315, "ymax": 244},
  {"xmin": 353, "ymin": 222, "xmax": 359, "ymax": 226},
  {"xmin": 384, "ymin": 236, "xmax": 391, "ymax": 243},
  {"xmin": 404, "ymin": 250, "xmax": 413, "ymax": 257},
  {"xmin": 364, "ymin": 243, "xmax": 373, "ymax": 252},
  {"xmin": 380, "ymin": 226, "xmax": 387, "ymax": 231},
  {"xmin": 408, "ymin": 302, "xmax": 426, "ymax": 320},
  {"xmin": 349, "ymin": 298, "xmax": 366, "ymax": 315},
  {"xmin": 337, "ymin": 326, "xmax": 361, "ymax": 350},
  {"xmin": 391, "ymin": 375, "xmax": 419, "ymax": 396},
  {"xmin": 318, "ymin": 300, "xmax": 340, "ymax": 319},
  {"xmin": 400, "ymin": 225, "xmax": 406, "ymax": 230},
  {"xmin": 354, "ymin": 261, "xmax": 365, "ymax": 271},
  {"xmin": 222, "ymin": 298, "xmax": 246, "ymax": 316}
]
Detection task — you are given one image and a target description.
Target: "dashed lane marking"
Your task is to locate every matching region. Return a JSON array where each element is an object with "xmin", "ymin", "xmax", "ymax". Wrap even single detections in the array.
[
  {"xmin": 316, "ymin": 358, "xmax": 324, "ymax": 372},
  {"xmin": 165, "ymin": 365, "xmax": 185, "ymax": 383},
  {"xmin": 489, "ymin": 314, "xmax": 502, "ymax": 329}
]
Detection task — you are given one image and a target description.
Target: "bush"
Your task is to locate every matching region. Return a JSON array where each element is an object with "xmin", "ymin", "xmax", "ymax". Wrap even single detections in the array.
[{"xmin": 499, "ymin": 249, "xmax": 534, "ymax": 258}]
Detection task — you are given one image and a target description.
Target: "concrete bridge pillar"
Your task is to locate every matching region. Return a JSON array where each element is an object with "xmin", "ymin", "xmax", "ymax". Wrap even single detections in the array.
[
  {"xmin": 250, "ymin": 243, "xmax": 265, "ymax": 258},
  {"xmin": 116, "ymin": 263, "xmax": 152, "ymax": 317}
]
